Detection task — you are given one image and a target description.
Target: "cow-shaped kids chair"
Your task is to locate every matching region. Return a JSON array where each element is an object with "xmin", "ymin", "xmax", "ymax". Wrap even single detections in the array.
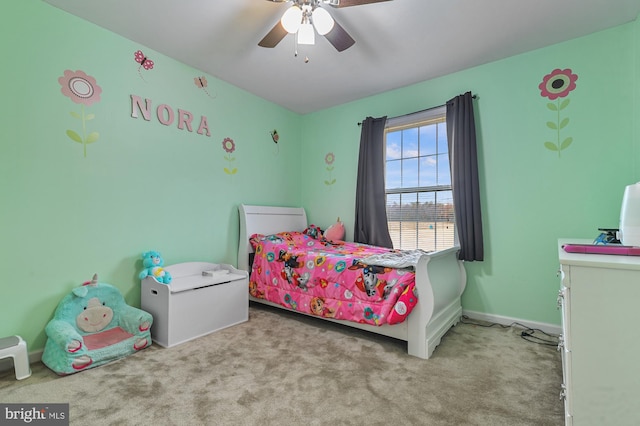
[{"xmin": 42, "ymin": 274, "xmax": 153, "ymax": 375}]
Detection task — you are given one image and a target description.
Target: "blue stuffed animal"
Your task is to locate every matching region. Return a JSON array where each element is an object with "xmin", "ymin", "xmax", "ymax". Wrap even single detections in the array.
[{"xmin": 139, "ymin": 250, "xmax": 172, "ymax": 284}]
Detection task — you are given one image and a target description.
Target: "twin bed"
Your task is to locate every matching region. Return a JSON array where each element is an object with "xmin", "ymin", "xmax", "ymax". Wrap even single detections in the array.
[{"xmin": 237, "ymin": 204, "xmax": 467, "ymax": 359}]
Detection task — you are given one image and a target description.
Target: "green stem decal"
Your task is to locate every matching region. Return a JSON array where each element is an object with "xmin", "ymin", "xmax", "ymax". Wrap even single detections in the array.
[
  {"xmin": 66, "ymin": 105, "xmax": 99, "ymax": 158},
  {"xmin": 544, "ymin": 98, "xmax": 572, "ymax": 157}
]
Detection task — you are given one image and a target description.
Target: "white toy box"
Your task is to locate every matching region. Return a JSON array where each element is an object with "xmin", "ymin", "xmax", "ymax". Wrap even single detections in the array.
[{"xmin": 141, "ymin": 262, "xmax": 248, "ymax": 347}]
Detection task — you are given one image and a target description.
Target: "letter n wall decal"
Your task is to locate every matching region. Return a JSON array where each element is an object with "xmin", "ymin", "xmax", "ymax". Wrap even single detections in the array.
[{"xmin": 130, "ymin": 95, "xmax": 151, "ymax": 120}]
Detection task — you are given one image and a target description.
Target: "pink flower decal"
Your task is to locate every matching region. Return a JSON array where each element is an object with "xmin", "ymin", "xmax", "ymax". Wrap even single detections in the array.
[
  {"xmin": 222, "ymin": 137, "xmax": 237, "ymax": 175},
  {"xmin": 58, "ymin": 70, "xmax": 102, "ymax": 157},
  {"xmin": 222, "ymin": 137, "xmax": 236, "ymax": 154},
  {"xmin": 539, "ymin": 69, "xmax": 578, "ymax": 100},
  {"xmin": 539, "ymin": 68, "xmax": 578, "ymax": 157},
  {"xmin": 59, "ymin": 70, "xmax": 102, "ymax": 106},
  {"xmin": 324, "ymin": 152, "xmax": 336, "ymax": 186},
  {"xmin": 325, "ymin": 153, "xmax": 335, "ymax": 165}
]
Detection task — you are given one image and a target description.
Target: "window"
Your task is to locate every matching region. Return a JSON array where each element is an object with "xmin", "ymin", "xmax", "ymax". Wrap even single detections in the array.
[{"xmin": 385, "ymin": 106, "xmax": 455, "ymax": 251}]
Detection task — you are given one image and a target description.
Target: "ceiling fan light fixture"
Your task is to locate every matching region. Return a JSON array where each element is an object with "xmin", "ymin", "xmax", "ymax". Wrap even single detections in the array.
[
  {"xmin": 281, "ymin": 5, "xmax": 303, "ymax": 33},
  {"xmin": 312, "ymin": 7, "xmax": 334, "ymax": 35},
  {"xmin": 297, "ymin": 22, "xmax": 315, "ymax": 44}
]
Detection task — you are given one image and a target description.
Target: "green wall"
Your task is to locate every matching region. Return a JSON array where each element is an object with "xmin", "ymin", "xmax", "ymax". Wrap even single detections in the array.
[
  {"xmin": 301, "ymin": 18, "xmax": 639, "ymax": 326},
  {"xmin": 2, "ymin": 1, "xmax": 639, "ymax": 354},
  {"xmin": 1, "ymin": 1, "xmax": 302, "ymax": 352}
]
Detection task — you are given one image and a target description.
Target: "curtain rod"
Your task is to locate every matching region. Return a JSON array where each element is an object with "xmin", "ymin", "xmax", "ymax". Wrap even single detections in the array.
[{"xmin": 357, "ymin": 94, "xmax": 477, "ymax": 126}]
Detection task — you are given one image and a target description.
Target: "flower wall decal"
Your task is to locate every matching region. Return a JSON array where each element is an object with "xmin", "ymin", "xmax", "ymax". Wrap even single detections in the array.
[
  {"xmin": 222, "ymin": 137, "xmax": 237, "ymax": 175},
  {"xmin": 58, "ymin": 70, "xmax": 102, "ymax": 157},
  {"xmin": 324, "ymin": 152, "xmax": 336, "ymax": 186},
  {"xmin": 539, "ymin": 68, "xmax": 578, "ymax": 157}
]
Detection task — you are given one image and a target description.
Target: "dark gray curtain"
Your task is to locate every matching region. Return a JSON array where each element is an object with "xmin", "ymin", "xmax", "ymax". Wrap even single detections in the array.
[
  {"xmin": 446, "ymin": 92, "xmax": 484, "ymax": 261},
  {"xmin": 354, "ymin": 116, "xmax": 393, "ymax": 248}
]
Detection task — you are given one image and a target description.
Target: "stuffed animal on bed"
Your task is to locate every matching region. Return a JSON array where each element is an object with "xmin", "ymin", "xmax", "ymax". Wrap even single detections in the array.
[
  {"xmin": 303, "ymin": 224, "xmax": 324, "ymax": 240},
  {"xmin": 324, "ymin": 217, "xmax": 345, "ymax": 242},
  {"xmin": 138, "ymin": 250, "xmax": 172, "ymax": 284},
  {"xmin": 41, "ymin": 274, "xmax": 153, "ymax": 375}
]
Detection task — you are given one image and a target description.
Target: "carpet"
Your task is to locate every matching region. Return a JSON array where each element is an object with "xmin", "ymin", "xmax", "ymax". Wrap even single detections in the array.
[{"xmin": 0, "ymin": 304, "xmax": 564, "ymax": 425}]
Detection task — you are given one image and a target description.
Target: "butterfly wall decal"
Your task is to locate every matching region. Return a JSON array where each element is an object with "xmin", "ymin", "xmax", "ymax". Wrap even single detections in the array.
[
  {"xmin": 194, "ymin": 76, "xmax": 215, "ymax": 99},
  {"xmin": 134, "ymin": 50, "xmax": 154, "ymax": 80}
]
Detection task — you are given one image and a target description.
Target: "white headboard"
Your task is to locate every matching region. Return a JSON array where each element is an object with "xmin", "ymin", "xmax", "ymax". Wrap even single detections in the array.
[{"xmin": 237, "ymin": 204, "xmax": 308, "ymax": 272}]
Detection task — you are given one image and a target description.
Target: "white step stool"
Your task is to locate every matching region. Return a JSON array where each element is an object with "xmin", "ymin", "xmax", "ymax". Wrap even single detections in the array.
[{"xmin": 0, "ymin": 335, "xmax": 31, "ymax": 380}]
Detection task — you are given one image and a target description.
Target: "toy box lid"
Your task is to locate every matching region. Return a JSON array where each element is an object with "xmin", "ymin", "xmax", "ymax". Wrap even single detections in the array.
[
  {"xmin": 169, "ymin": 271, "xmax": 246, "ymax": 293},
  {"xmin": 162, "ymin": 262, "xmax": 247, "ymax": 293}
]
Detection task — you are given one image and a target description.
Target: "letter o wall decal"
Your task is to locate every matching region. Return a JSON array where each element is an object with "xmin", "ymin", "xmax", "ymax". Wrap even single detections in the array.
[{"xmin": 157, "ymin": 104, "xmax": 174, "ymax": 126}]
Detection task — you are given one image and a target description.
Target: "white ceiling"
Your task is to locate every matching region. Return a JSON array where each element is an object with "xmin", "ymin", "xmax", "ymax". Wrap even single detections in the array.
[{"xmin": 43, "ymin": 0, "xmax": 640, "ymax": 114}]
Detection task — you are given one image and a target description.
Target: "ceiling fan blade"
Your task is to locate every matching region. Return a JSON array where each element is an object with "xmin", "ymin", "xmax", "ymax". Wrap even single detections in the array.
[
  {"xmin": 259, "ymin": 21, "xmax": 288, "ymax": 48},
  {"xmin": 324, "ymin": 20, "xmax": 355, "ymax": 52},
  {"xmin": 326, "ymin": 0, "xmax": 392, "ymax": 8}
]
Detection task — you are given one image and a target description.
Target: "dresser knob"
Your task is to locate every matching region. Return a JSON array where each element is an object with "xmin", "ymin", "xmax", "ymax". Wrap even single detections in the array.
[
  {"xmin": 557, "ymin": 334, "xmax": 564, "ymax": 351},
  {"xmin": 556, "ymin": 289, "xmax": 565, "ymax": 309}
]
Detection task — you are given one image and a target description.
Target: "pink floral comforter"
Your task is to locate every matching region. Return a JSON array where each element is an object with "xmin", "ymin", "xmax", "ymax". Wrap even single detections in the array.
[{"xmin": 248, "ymin": 227, "xmax": 418, "ymax": 326}]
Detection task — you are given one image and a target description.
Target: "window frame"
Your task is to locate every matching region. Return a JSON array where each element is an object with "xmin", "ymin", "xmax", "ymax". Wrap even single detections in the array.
[{"xmin": 384, "ymin": 106, "xmax": 457, "ymax": 252}]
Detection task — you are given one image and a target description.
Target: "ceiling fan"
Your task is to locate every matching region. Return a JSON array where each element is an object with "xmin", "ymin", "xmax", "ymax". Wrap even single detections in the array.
[{"xmin": 259, "ymin": 0, "xmax": 392, "ymax": 52}]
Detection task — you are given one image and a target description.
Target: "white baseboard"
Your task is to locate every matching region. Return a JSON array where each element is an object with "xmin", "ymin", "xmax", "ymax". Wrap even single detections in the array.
[{"xmin": 462, "ymin": 309, "xmax": 562, "ymax": 336}]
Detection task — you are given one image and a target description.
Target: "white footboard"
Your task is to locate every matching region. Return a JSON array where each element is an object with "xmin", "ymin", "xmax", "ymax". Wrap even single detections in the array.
[{"xmin": 407, "ymin": 246, "xmax": 466, "ymax": 359}]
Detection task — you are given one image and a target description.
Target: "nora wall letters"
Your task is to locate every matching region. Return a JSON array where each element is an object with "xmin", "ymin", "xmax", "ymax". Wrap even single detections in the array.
[{"xmin": 130, "ymin": 94, "xmax": 211, "ymax": 137}]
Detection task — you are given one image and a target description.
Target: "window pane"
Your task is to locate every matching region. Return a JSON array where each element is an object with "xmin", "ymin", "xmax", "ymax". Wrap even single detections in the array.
[
  {"xmin": 399, "ymin": 220, "xmax": 417, "ymax": 250},
  {"xmin": 386, "ymin": 193, "xmax": 401, "ymax": 218},
  {"xmin": 435, "ymin": 191, "xmax": 455, "ymax": 250},
  {"xmin": 436, "ymin": 153, "xmax": 451, "ymax": 185},
  {"xmin": 386, "ymin": 131, "xmax": 402, "ymax": 160},
  {"xmin": 400, "ymin": 193, "xmax": 416, "ymax": 251},
  {"xmin": 419, "ymin": 155, "xmax": 438, "ymax": 187},
  {"xmin": 386, "ymin": 193, "xmax": 401, "ymax": 248},
  {"xmin": 400, "ymin": 192, "xmax": 418, "ymax": 220},
  {"xmin": 386, "ymin": 159, "xmax": 402, "ymax": 189},
  {"xmin": 436, "ymin": 191, "xmax": 454, "ymax": 221},
  {"xmin": 388, "ymin": 221, "xmax": 401, "ymax": 248},
  {"xmin": 419, "ymin": 125, "xmax": 437, "ymax": 156},
  {"xmin": 401, "ymin": 158, "xmax": 419, "ymax": 188},
  {"xmin": 402, "ymin": 128, "xmax": 419, "ymax": 158},
  {"xmin": 437, "ymin": 122, "xmax": 448, "ymax": 154},
  {"xmin": 417, "ymin": 192, "xmax": 436, "ymax": 252}
]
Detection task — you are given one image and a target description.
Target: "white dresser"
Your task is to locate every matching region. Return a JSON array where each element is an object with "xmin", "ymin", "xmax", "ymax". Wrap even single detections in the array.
[{"xmin": 558, "ymin": 239, "xmax": 640, "ymax": 425}]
